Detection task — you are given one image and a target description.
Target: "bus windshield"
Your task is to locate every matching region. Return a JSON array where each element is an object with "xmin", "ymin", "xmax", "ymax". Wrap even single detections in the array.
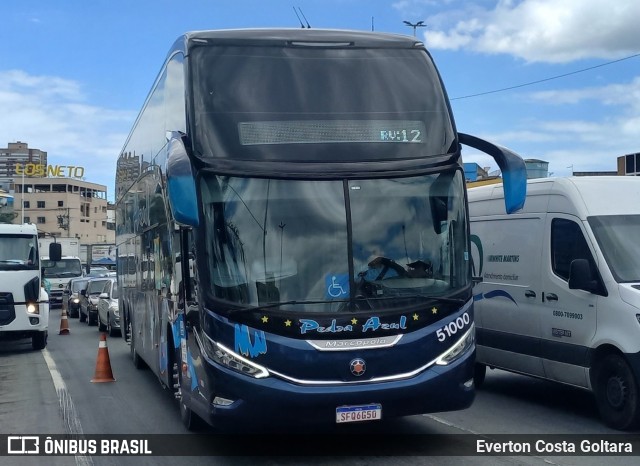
[
  {"xmin": 190, "ymin": 45, "xmax": 455, "ymax": 162},
  {"xmin": 200, "ymin": 171, "xmax": 469, "ymax": 312}
]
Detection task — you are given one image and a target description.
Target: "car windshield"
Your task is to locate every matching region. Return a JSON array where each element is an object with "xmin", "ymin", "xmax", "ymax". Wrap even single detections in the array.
[
  {"xmin": 88, "ymin": 279, "xmax": 109, "ymax": 294},
  {"xmin": 72, "ymin": 280, "xmax": 88, "ymax": 292},
  {"xmin": 200, "ymin": 171, "xmax": 469, "ymax": 313},
  {"xmin": 588, "ymin": 215, "xmax": 640, "ymax": 283},
  {"xmin": 0, "ymin": 234, "xmax": 38, "ymax": 271}
]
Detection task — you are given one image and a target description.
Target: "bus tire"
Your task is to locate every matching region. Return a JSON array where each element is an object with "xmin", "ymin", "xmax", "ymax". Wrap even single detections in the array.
[
  {"xmin": 174, "ymin": 346, "xmax": 203, "ymax": 431},
  {"xmin": 130, "ymin": 322, "xmax": 145, "ymax": 370},
  {"xmin": 474, "ymin": 363, "xmax": 487, "ymax": 389},
  {"xmin": 593, "ymin": 353, "xmax": 639, "ymax": 430},
  {"xmin": 32, "ymin": 331, "xmax": 47, "ymax": 350}
]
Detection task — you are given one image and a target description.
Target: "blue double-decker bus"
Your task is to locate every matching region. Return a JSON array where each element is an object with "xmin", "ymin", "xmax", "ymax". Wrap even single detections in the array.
[{"xmin": 115, "ymin": 28, "xmax": 526, "ymax": 429}]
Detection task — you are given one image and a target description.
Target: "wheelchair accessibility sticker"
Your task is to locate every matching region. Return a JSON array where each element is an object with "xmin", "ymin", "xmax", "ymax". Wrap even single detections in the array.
[{"xmin": 326, "ymin": 274, "xmax": 349, "ymax": 299}]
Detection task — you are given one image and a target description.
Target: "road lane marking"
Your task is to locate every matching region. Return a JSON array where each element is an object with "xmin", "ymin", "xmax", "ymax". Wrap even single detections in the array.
[{"xmin": 43, "ymin": 348, "xmax": 93, "ymax": 466}]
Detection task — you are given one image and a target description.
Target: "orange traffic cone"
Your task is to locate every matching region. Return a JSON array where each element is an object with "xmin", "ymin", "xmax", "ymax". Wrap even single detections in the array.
[
  {"xmin": 59, "ymin": 308, "xmax": 70, "ymax": 335},
  {"xmin": 91, "ymin": 333, "xmax": 115, "ymax": 383}
]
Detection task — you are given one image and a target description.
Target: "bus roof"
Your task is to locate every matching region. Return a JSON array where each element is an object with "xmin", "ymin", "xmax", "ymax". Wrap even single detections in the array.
[{"xmin": 176, "ymin": 28, "xmax": 424, "ymax": 51}]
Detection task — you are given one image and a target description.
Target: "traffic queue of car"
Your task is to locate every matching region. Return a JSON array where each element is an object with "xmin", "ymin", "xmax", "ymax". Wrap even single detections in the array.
[{"xmin": 62, "ymin": 269, "xmax": 120, "ymax": 337}]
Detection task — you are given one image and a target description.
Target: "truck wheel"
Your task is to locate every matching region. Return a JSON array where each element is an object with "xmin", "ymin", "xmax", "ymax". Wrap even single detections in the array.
[
  {"xmin": 593, "ymin": 353, "xmax": 639, "ymax": 430},
  {"xmin": 32, "ymin": 331, "xmax": 47, "ymax": 350},
  {"xmin": 474, "ymin": 363, "xmax": 487, "ymax": 388}
]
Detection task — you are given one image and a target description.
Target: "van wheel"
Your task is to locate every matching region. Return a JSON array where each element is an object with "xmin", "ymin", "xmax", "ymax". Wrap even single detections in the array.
[
  {"xmin": 593, "ymin": 354, "xmax": 639, "ymax": 430},
  {"xmin": 474, "ymin": 363, "xmax": 487, "ymax": 388}
]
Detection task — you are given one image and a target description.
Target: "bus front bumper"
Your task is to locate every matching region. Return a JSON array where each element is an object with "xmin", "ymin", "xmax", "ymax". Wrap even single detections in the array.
[{"xmin": 188, "ymin": 348, "xmax": 475, "ymax": 428}]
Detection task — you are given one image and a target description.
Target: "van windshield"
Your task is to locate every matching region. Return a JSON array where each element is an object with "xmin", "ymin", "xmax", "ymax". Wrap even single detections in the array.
[{"xmin": 588, "ymin": 215, "xmax": 640, "ymax": 283}]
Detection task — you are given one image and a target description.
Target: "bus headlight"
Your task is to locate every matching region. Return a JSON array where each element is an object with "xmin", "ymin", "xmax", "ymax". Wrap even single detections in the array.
[
  {"xmin": 201, "ymin": 333, "xmax": 269, "ymax": 379},
  {"xmin": 435, "ymin": 323, "xmax": 475, "ymax": 366},
  {"xmin": 27, "ymin": 303, "xmax": 40, "ymax": 315}
]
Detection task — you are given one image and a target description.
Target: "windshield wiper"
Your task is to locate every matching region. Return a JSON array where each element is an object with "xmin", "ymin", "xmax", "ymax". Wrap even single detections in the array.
[
  {"xmin": 225, "ymin": 299, "xmax": 350, "ymax": 315},
  {"xmin": 356, "ymin": 294, "xmax": 467, "ymax": 305},
  {"xmin": 223, "ymin": 294, "xmax": 466, "ymax": 315}
]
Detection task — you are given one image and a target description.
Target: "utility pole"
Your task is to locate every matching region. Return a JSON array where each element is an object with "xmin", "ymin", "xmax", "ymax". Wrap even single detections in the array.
[{"xmin": 403, "ymin": 20, "xmax": 426, "ymax": 37}]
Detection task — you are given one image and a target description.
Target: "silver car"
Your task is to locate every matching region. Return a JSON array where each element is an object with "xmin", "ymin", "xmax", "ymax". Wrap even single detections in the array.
[{"xmin": 97, "ymin": 278, "xmax": 119, "ymax": 336}]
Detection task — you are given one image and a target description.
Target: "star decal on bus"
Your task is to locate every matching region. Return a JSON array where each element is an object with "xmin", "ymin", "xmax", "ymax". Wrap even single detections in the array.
[
  {"xmin": 284, "ymin": 319, "xmax": 292, "ymax": 327},
  {"xmin": 413, "ymin": 313, "xmax": 420, "ymax": 321},
  {"xmin": 261, "ymin": 315, "xmax": 269, "ymax": 323}
]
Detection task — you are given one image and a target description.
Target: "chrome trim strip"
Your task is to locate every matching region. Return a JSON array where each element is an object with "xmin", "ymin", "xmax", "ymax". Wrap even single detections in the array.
[
  {"xmin": 270, "ymin": 325, "xmax": 475, "ymax": 386},
  {"xmin": 306, "ymin": 334, "xmax": 403, "ymax": 351}
]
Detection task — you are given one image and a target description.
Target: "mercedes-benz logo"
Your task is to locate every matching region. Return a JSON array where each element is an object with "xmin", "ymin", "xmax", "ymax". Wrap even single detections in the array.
[{"xmin": 350, "ymin": 358, "xmax": 366, "ymax": 377}]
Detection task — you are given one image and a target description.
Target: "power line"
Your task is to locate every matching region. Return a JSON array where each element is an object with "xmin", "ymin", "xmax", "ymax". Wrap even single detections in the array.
[{"xmin": 450, "ymin": 52, "xmax": 640, "ymax": 101}]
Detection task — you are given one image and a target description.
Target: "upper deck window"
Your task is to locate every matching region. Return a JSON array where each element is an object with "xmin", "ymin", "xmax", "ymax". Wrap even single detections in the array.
[{"xmin": 191, "ymin": 45, "xmax": 455, "ymax": 162}]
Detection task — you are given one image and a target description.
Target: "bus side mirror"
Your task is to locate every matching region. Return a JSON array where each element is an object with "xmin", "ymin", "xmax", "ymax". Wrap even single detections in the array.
[
  {"xmin": 459, "ymin": 133, "xmax": 527, "ymax": 214},
  {"xmin": 50, "ymin": 242, "xmax": 62, "ymax": 262},
  {"xmin": 166, "ymin": 132, "xmax": 199, "ymax": 227},
  {"xmin": 185, "ymin": 304, "xmax": 200, "ymax": 330}
]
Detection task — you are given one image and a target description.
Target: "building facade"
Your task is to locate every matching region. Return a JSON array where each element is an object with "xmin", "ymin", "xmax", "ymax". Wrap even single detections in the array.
[
  {"xmin": 12, "ymin": 177, "xmax": 114, "ymax": 243},
  {"xmin": 0, "ymin": 141, "xmax": 47, "ymax": 193}
]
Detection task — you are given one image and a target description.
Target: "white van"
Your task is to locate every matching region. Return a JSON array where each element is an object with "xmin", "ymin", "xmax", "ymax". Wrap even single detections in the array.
[{"xmin": 468, "ymin": 176, "xmax": 640, "ymax": 430}]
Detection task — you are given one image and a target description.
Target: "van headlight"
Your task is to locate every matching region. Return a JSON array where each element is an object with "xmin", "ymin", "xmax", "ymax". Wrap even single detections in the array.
[
  {"xmin": 200, "ymin": 332, "xmax": 269, "ymax": 379},
  {"xmin": 27, "ymin": 303, "xmax": 40, "ymax": 315},
  {"xmin": 435, "ymin": 323, "xmax": 475, "ymax": 366}
]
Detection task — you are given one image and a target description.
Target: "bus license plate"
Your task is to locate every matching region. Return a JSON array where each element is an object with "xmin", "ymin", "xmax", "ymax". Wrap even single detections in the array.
[{"xmin": 336, "ymin": 404, "xmax": 382, "ymax": 423}]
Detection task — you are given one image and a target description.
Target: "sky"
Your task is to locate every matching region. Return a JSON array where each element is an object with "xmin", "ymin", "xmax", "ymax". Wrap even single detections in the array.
[{"xmin": 1, "ymin": 0, "xmax": 639, "ymax": 202}]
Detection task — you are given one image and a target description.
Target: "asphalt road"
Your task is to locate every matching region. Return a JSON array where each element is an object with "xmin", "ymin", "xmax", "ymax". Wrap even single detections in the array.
[{"xmin": 1, "ymin": 309, "xmax": 638, "ymax": 465}]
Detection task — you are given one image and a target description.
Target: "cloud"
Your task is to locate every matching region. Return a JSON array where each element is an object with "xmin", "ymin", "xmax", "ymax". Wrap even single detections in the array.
[
  {"xmin": 460, "ymin": 74, "xmax": 640, "ymax": 175},
  {"xmin": 404, "ymin": 0, "xmax": 640, "ymax": 63},
  {"xmin": 0, "ymin": 70, "xmax": 134, "ymax": 201}
]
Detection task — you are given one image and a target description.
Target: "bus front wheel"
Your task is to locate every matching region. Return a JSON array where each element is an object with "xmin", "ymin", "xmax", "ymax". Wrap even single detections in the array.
[
  {"xmin": 474, "ymin": 363, "xmax": 487, "ymax": 388},
  {"xmin": 593, "ymin": 353, "xmax": 639, "ymax": 430},
  {"xmin": 173, "ymin": 348, "xmax": 203, "ymax": 431}
]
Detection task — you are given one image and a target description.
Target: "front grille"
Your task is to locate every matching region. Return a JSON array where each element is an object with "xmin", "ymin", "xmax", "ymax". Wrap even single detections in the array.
[{"xmin": 0, "ymin": 292, "xmax": 16, "ymax": 326}]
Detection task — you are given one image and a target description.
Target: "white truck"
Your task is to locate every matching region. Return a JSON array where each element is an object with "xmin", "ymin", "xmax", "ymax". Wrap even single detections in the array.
[
  {"xmin": 0, "ymin": 223, "xmax": 50, "ymax": 350},
  {"xmin": 39, "ymin": 237, "xmax": 83, "ymax": 309},
  {"xmin": 468, "ymin": 176, "xmax": 640, "ymax": 430}
]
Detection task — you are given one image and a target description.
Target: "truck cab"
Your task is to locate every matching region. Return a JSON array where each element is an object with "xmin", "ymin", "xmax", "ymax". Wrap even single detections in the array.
[{"xmin": 0, "ymin": 223, "xmax": 50, "ymax": 350}]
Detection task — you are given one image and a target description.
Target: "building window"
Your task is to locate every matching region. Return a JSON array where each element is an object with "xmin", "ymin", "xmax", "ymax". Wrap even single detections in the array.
[
  {"xmin": 94, "ymin": 221, "xmax": 97, "ymax": 227},
  {"xmin": 37, "ymin": 217, "xmax": 46, "ymax": 224},
  {"xmin": 24, "ymin": 216, "xmax": 30, "ymax": 223},
  {"xmin": 58, "ymin": 200, "xmax": 64, "ymax": 207},
  {"xmin": 37, "ymin": 201, "xmax": 45, "ymax": 208},
  {"xmin": 94, "ymin": 207, "xmax": 98, "ymax": 213},
  {"xmin": 23, "ymin": 201, "xmax": 30, "ymax": 208}
]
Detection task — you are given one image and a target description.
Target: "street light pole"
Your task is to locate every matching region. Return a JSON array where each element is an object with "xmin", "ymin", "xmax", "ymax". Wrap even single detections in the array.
[{"xmin": 403, "ymin": 20, "xmax": 426, "ymax": 37}]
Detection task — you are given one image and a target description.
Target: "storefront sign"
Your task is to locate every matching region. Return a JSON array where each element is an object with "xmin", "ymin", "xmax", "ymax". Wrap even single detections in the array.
[{"xmin": 15, "ymin": 163, "xmax": 85, "ymax": 178}]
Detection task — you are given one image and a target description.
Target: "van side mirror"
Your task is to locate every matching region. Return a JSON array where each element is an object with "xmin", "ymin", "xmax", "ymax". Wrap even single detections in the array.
[
  {"xmin": 49, "ymin": 242, "xmax": 62, "ymax": 262},
  {"xmin": 568, "ymin": 259, "xmax": 599, "ymax": 293}
]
